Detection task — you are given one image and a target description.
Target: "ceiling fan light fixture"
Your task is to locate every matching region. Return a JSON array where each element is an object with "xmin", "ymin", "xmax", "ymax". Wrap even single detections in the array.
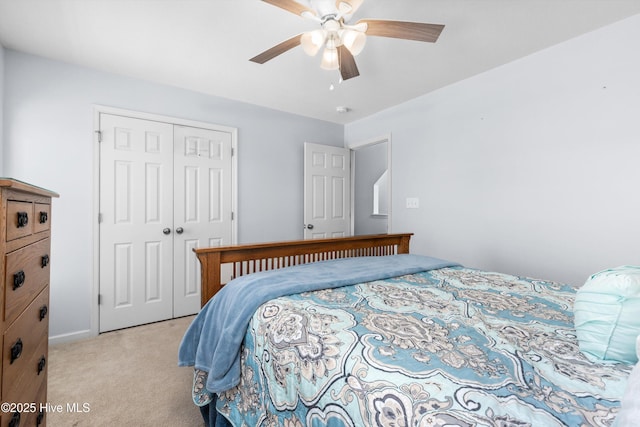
[
  {"xmin": 336, "ymin": 1, "xmax": 353, "ymax": 15},
  {"xmin": 320, "ymin": 47, "xmax": 339, "ymax": 70},
  {"xmin": 322, "ymin": 18, "xmax": 341, "ymax": 32},
  {"xmin": 341, "ymin": 29, "xmax": 366, "ymax": 55},
  {"xmin": 301, "ymin": 29, "xmax": 326, "ymax": 56},
  {"xmin": 252, "ymin": 0, "xmax": 445, "ymax": 80},
  {"xmin": 336, "ymin": 0, "xmax": 364, "ymax": 18},
  {"xmin": 300, "ymin": 10, "xmax": 317, "ymax": 20}
]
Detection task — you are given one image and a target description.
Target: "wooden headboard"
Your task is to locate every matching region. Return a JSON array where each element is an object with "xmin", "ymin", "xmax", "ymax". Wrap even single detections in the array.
[{"xmin": 193, "ymin": 233, "xmax": 413, "ymax": 306}]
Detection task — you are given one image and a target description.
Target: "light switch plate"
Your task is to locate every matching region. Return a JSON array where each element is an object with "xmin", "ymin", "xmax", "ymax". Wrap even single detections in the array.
[{"xmin": 406, "ymin": 197, "xmax": 419, "ymax": 209}]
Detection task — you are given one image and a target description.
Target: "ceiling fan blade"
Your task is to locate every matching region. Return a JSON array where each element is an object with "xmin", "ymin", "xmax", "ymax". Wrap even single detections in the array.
[
  {"xmin": 338, "ymin": 45, "xmax": 360, "ymax": 80},
  {"xmin": 358, "ymin": 19, "xmax": 444, "ymax": 42},
  {"xmin": 250, "ymin": 34, "xmax": 302, "ymax": 64},
  {"xmin": 262, "ymin": 0, "xmax": 316, "ymax": 17}
]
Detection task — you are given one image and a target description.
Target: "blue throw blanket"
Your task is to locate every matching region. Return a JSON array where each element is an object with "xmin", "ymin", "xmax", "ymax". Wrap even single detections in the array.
[{"xmin": 178, "ymin": 254, "xmax": 459, "ymax": 393}]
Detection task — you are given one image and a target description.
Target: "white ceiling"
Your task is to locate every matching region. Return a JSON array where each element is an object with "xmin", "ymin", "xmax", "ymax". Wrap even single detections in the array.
[{"xmin": 1, "ymin": 0, "xmax": 639, "ymax": 124}]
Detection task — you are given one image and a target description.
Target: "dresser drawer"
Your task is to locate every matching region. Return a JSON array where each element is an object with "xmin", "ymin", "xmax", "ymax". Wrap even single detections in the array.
[
  {"xmin": 0, "ymin": 380, "xmax": 47, "ymax": 427},
  {"xmin": 33, "ymin": 203, "xmax": 51, "ymax": 234},
  {"xmin": 3, "ymin": 287, "xmax": 49, "ymax": 402},
  {"xmin": 4, "ymin": 239, "xmax": 51, "ymax": 325},
  {"xmin": 6, "ymin": 201, "xmax": 33, "ymax": 241}
]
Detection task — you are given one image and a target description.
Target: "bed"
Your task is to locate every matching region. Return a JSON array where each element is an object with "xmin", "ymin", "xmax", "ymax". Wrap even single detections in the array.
[{"xmin": 178, "ymin": 233, "xmax": 633, "ymax": 427}]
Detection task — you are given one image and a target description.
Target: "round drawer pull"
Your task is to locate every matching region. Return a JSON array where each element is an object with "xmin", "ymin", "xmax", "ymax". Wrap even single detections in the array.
[
  {"xmin": 9, "ymin": 411, "xmax": 21, "ymax": 427},
  {"xmin": 42, "ymin": 254, "xmax": 50, "ymax": 268},
  {"xmin": 37, "ymin": 355, "xmax": 47, "ymax": 375},
  {"xmin": 10, "ymin": 338, "xmax": 23, "ymax": 364},
  {"xmin": 40, "ymin": 211, "xmax": 48, "ymax": 224},
  {"xmin": 13, "ymin": 270, "xmax": 26, "ymax": 290},
  {"xmin": 17, "ymin": 211, "xmax": 29, "ymax": 228},
  {"xmin": 40, "ymin": 305, "xmax": 49, "ymax": 321}
]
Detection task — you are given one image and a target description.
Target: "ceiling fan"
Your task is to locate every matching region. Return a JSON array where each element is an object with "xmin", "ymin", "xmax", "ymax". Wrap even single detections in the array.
[{"xmin": 250, "ymin": 0, "xmax": 445, "ymax": 81}]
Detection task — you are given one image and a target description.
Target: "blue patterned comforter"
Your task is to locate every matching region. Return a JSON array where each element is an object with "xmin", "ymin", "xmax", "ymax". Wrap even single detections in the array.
[
  {"xmin": 179, "ymin": 255, "xmax": 458, "ymax": 393},
  {"xmin": 186, "ymin": 262, "xmax": 632, "ymax": 427}
]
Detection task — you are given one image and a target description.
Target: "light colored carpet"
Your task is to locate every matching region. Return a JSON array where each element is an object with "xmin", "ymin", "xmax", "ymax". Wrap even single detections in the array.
[{"xmin": 47, "ymin": 316, "xmax": 204, "ymax": 427}]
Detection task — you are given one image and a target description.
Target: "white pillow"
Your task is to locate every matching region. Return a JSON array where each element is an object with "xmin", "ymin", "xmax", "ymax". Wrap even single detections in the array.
[
  {"xmin": 616, "ymin": 335, "xmax": 640, "ymax": 426},
  {"xmin": 574, "ymin": 266, "xmax": 640, "ymax": 363}
]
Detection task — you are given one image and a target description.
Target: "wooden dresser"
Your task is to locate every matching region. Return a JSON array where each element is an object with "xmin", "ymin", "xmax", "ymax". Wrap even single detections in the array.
[{"xmin": 0, "ymin": 179, "xmax": 58, "ymax": 427}]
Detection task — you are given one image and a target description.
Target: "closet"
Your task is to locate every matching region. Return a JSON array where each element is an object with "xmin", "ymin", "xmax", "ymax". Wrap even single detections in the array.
[{"xmin": 97, "ymin": 112, "xmax": 235, "ymax": 332}]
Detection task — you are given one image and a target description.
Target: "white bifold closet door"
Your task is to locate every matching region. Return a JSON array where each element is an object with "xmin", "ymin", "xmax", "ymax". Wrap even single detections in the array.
[{"xmin": 99, "ymin": 114, "xmax": 233, "ymax": 332}]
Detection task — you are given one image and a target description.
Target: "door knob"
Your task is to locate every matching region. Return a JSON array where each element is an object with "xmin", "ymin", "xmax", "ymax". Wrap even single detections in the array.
[
  {"xmin": 306, "ymin": 224, "xmax": 314, "ymax": 230},
  {"xmin": 163, "ymin": 228, "xmax": 171, "ymax": 235},
  {"xmin": 176, "ymin": 227, "xmax": 184, "ymax": 234}
]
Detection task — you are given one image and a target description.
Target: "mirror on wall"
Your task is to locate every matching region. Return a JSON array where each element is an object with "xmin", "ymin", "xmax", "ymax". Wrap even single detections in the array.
[{"xmin": 352, "ymin": 139, "xmax": 390, "ymax": 235}]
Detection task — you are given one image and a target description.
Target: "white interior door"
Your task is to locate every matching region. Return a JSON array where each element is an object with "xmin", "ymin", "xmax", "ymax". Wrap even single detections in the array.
[
  {"xmin": 99, "ymin": 113, "xmax": 235, "ymax": 332},
  {"xmin": 173, "ymin": 125, "xmax": 233, "ymax": 317},
  {"xmin": 304, "ymin": 142, "xmax": 351, "ymax": 239},
  {"xmin": 99, "ymin": 114, "xmax": 174, "ymax": 332}
]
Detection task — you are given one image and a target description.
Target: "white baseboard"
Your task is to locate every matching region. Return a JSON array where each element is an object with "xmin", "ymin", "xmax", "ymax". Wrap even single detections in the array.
[{"xmin": 49, "ymin": 329, "xmax": 96, "ymax": 346}]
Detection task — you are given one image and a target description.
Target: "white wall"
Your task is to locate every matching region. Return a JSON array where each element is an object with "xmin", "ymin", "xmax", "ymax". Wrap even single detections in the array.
[
  {"xmin": 346, "ymin": 14, "xmax": 640, "ymax": 287},
  {"xmin": 0, "ymin": 43, "xmax": 4, "ymax": 174},
  {"xmin": 3, "ymin": 50, "xmax": 342, "ymax": 341}
]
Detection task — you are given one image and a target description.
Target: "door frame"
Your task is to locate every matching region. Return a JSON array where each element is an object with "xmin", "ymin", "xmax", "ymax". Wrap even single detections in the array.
[
  {"xmin": 347, "ymin": 134, "xmax": 392, "ymax": 234},
  {"xmin": 91, "ymin": 105, "xmax": 238, "ymax": 338}
]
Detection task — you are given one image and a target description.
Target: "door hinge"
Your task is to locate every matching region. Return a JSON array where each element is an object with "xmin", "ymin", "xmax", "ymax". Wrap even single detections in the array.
[
  {"xmin": 231, "ymin": 212, "xmax": 234, "ymax": 221},
  {"xmin": 98, "ymin": 213, "xmax": 103, "ymax": 223},
  {"xmin": 98, "ymin": 294, "xmax": 102, "ymax": 305},
  {"xmin": 95, "ymin": 130, "xmax": 102, "ymax": 143},
  {"xmin": 231, "ymin": 147, "xmax": 235, "ymax": 156}
]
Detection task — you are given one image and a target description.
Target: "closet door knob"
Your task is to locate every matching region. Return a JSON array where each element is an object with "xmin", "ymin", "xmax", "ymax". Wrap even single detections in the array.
[
  {"xmin": 163, "ymin": 228, "xmax": 171, "ymax": 235},
  {"xmin": 176, "ymin": 227, "xmax": 184, "ymax": 234}
]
